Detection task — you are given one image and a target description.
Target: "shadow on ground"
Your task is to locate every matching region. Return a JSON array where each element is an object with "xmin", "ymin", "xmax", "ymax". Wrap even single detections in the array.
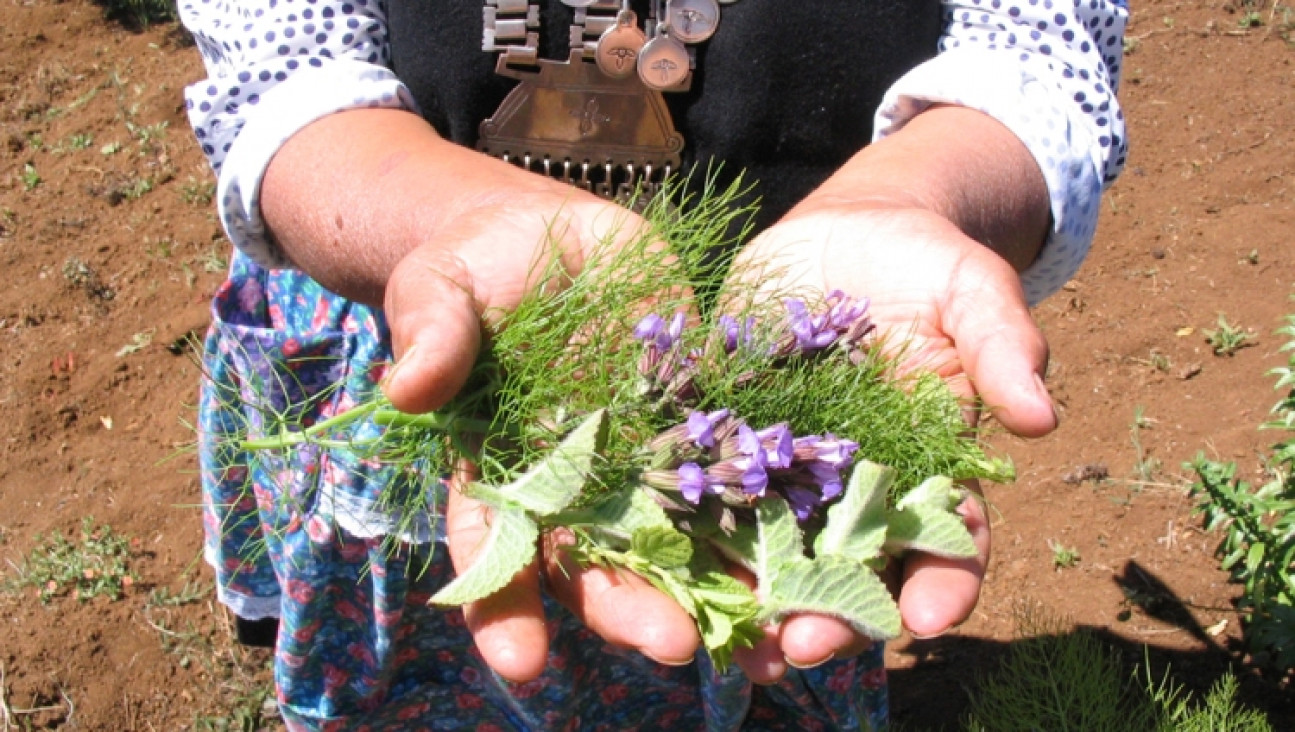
[{"xmin": 888, "ymin": 561, "xmax": 1293, "ymax": 731}]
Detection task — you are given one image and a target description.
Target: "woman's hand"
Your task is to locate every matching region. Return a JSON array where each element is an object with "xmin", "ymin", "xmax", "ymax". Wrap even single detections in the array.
[{"xmin": 722, "ymin": 105, "xmax": 1059, "ymax": 682}]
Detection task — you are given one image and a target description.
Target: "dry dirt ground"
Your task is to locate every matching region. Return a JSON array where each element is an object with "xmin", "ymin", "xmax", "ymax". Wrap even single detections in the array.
[{"xmin": 0, "ymin": 0, "xmax": 1292, "ymax": 729}]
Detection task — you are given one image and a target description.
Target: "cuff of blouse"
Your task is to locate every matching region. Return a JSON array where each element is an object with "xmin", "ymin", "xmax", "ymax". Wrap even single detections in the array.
[
  {"xmin": 212, "ymin": 61, "xmax": 418, "ymax": 270},
  {"xmin": 873, "ymin": 48, "xmax": 1117, "ymax": 307}
]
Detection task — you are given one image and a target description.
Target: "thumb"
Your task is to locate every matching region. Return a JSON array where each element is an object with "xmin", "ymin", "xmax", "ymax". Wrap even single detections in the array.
[
  {"xmin": 945, "ymin": 259, "xmax": 1056, "ymax": 438},
  {"xmin": 381, "ymin": 247, "xmax": 483, "ymax": 414}
]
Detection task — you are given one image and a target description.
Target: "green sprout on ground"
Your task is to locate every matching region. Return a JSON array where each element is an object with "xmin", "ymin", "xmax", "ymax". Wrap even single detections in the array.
[
  {"xmin": 1049, "ymin": 539, "xmax": 1081, "ymax": 570},
  {"xmin": 1130, "ymin": 406, "xmax": 1162, "ymax": 485},
  {"xmin": 21, "ymin": 163, "xmax": 40, "ymax": 191},
  {"xmin": 1204, "ymin": 314, "xmax": 1254, "ymax": 356},
  {"xmin": 3, "ymin": 517, "xmax": 137, "ymax": 604}
]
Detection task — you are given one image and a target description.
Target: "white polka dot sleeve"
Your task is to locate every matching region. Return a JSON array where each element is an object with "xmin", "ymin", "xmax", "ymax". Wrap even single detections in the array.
[
  {"xmin": 875, "ymin": 0, "xmax": 1130, "ymax": 306},
  {"xmin": 179, "ymin": 0, "xmax": 416, "ymax": 268}
]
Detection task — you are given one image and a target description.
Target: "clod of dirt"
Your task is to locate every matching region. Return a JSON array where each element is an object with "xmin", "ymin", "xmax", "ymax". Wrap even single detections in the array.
[
  {"xmin": 1061, "ymin": 463, "xmax": 1109, "ymax": 485},
  {"xmin": 1179, "ymin": 362, "xmax": 1203, "ymax": 380}
]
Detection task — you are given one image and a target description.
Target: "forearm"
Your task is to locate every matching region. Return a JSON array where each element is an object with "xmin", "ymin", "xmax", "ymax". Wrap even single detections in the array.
[
  {"xmin": 797, "ymin": 105, "xmax": 1050, "ymax": 272},
  {"xmin": 259, "ymin": 108, "xmax": 570, "ymax": 306}
]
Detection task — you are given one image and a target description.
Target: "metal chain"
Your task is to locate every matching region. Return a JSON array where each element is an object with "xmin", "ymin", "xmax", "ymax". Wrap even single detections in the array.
[{"xmin": 482, "ymin": 0, "xmax": 541, "ymax": 68}]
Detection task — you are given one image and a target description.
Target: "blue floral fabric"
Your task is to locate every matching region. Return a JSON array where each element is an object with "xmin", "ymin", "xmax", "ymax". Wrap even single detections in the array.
[{"xmin": 199, "ymin": 251, "xmax": 889, "ymax": 730}]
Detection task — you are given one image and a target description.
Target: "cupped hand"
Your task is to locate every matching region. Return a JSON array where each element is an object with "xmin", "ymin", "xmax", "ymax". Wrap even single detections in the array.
[
  {"xmin": 380, "ymin": 188, "xmax": 702, "ymax": 683},
  {"xmin": 724, "ymin": 199, "xmax": 1056, "ymax": 682}
]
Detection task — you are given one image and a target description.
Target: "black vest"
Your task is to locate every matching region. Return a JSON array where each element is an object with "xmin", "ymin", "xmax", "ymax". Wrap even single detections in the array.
[{"xmin": 388, "ymin": 1, "xmax": 940, "ymax": 233}]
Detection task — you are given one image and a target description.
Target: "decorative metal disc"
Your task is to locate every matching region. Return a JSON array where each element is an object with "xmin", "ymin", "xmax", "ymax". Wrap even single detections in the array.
[
  {"xmin": 667, "ymin": 0, "xmax": 720, "ymax": 44},
  {"xmin": 596, "ymin": 10, "xmax": 646, "ymax": 79},
  {"xmin": 561, "ymin": 0, "xmax": 599, "ymax": 7},
  {"xmin": 637, "ymin": 34, "xmax": 690, "ymax": 90}
]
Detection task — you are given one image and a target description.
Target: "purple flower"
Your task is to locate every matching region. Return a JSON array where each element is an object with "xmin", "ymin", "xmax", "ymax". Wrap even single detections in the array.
[
  {"xmin": 793, "ymin": 433, "xmax": 859, "ymax": 469},
  {"xmin": 633, "ymin": 313, "xmax": 665, "ymax": 343},
  {"xmin": 717, "ymin": 314, "xmax": 757, "ymax": 353},
  {"xmin": 686, "ymin": 409, "xmax": 730, "ymax": 448},
  {"xmin": 807, "ymin": 461, "xmax": 845, "ymax": 502},
  {"xmin": 784, "ymin": 298, "xmax": 838, "ymax": 352},
  {"xmin": 678, "ymin": 462, "xmax": 707, "ymax": 503},
  {"xmin": 784, "ymin": 486, "xmax": 821, "ymax": 521},
  {"xmin": 739, "ymin": 423, "xmax": 794, "ymax": 470}
]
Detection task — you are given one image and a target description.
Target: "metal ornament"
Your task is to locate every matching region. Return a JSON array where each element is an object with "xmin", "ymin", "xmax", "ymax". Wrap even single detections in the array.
[
  {"xmin": 596, "ymin": 9, "xmax": 646, "ymax": 79},
  {"xmin": 666, "ymin": 0, "xmax": 720, "ymax": 44},
  {"xmin": 560, "ymin": 0, "xmax": 599, "ymax": 7},
  {"xmin": 637, "ymin": 31, "xmax": 690, "ymax": 90}
]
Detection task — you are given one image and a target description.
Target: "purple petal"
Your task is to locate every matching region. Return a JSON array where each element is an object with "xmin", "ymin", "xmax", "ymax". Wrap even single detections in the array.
[
  {"xmin": 686, "ymin": 411, "xmax": 715, "ymax": 448},
  {"xmin": 678, "ymin": 462, "xmax": 706, "ymax": 504},
  {"xmin": 738, "ymin": 458, "xmax": 768, "ymax": 496},
  {"xmin": 784, "ymin": 487, "xmax": 819, "ymax": 521},
  {"xmin": 634, "ymin": 313, "xmax": 665, "ymax": 342},
  {"xmin": 757, "ymin": 424, "xmax": 794, "ymax": 469}
]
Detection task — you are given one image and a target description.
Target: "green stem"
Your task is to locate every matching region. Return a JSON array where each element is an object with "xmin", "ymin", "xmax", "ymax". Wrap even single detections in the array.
[
  {"xmin": 241, "ymin": 399, "xmax": 383, "ymax": 451},
  {"xmin": 371, "ymin": 409, "xmax": 494, "ymax": 434}
]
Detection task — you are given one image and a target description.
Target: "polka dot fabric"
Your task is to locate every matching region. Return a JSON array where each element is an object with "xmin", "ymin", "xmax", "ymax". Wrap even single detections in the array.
[
  {"xmin": 181, "ymin": 1, "xmax": 1129, "ymax": 300},
  {"xmin": 179, "ymin": 0, "xmax": 416, "ymax": 267},
  {"xmin": 876, "ymin": 0, "xmax": 1129, "ymax": 304}
]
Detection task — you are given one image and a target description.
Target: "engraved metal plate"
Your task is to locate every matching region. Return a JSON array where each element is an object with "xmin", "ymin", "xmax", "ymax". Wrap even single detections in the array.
[
  {"xmin": 667, "ymin": 0, "xmax": 720, "ymax": 44},
  {"xmin": 479, "ymin": 51, "xmax": 685, "ymax": 200}
]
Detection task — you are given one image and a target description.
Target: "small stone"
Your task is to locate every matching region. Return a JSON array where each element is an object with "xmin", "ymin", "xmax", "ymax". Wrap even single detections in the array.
[
  {"xmin": 1179, "ymin": 363, "xmax": 1203, "ymax": 380},
  {"xmin": 1150, "ymin": 248, "xmax": 1166, "ymax": 259}
]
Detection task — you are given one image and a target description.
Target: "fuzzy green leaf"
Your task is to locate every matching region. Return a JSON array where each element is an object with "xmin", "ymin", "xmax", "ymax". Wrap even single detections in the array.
[
  {"xmin": 759, "ymin": 555, "xmax": 901, "ymax": 640},
  {"xmin": 429, "ymin": 506, "xmax": 538, "ymax": 607},
  {"xmin": 896, "ymin": 475, "xmax": 963, "ymax": 512},
  {"xmin": 883, "ymin": 506, "xmax": 978, "ymax": 559},
  {"xmin": 484, "ymin": 409, "xmax": 608, "ymax": 516},
  {"xmin": 814, "ymin": 460, "xmax": 894, "ymax": 561},
  {"xmin": 755, "ymin": 496, "xmax": 805, "ymax": 593},
  {"xmin": 631, "ymin": 526, "xmax": 694, "ymax": 569},
  {"xmin": 549, "ymin": 487, "xmax": 674, "ymax": 544},
  {"xmin": 692, "ymin": 568, "xmax": 760, "ymax": 616}
]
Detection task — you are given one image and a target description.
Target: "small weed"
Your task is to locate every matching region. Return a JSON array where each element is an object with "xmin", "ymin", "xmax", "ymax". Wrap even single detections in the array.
[
  {"xmin": 1239, "ymin": 10, "xmax": 1264, "ymax": 27},
  {"xmin": 21, "ymin": 162, "xmax": 41, "ymax": 191},
  {"xmin": 1049, "ymin": 540, "xmax": 1081, "ymax": 570},
  {"xmin": 4, "ymin": 517, "xmax": 137, "ymax": 604},
  {"xmin": 147, "ymin": 580, "xmax": 208, "ymax": 608},
  {"xmin": 67, "ymin": 132, "xmax": 94, "ymax": 151},
  {"xmin": 1130, "ymin": 406, "xmax": 1162, "ymax": 483},
  {"xmin": 127, "ymin": 119, "xmax": 168, "ymax": 154},
  {"xmin": 26, "ymin": 132, "xmax": 44, "ymax": 151},
  {"xmin": 181, "ymin": 177, "xmax": 216, "ymax": 206},
  {"xmin": 116, "ymin": 329, "xmax": 155, "ymax": 358},
  {"xmin": 62, "ymin": 257, "xmax": 116, "ymax": 301},
  {"xmin": 145, "ymin": 235, "xmax": 175, "ymax": 259},
  {"xmin": 100, "ymin": 140, "xmax": 122, "ymax": 156},
  {"xmin": 1203, "ymin": 314, "xmax": 1254, "ymax": 356},
  {"xmin": 197, "ymin": 247, "xmax": 229, "ymax": 273}
]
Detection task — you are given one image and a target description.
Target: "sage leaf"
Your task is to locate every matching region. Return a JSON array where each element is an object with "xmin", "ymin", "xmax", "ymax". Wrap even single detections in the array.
[
  {"xmin": 429, "ymin": 506, "xmax": 538, "ymax": 606},
  {"xmin": 549, "ymin": 486, "xmax": 674, "ymax": 544},
  {"xmin": 759, "ymin": 555, "xmax": 901, "ymax": 640},
  {"xmin": 631, "ymin": 526, "xmax": 694, "ymax": 569},
  {"xmin": 814, "ymin": 460, "xmax": 894, "ymax": 561},
  {"xmin": 488, "ymin": 409, "xmax": 608, "ymax": 516},
  {"xmin": 882, "ymin": 475, "xmax": 977, "ymax": 558},
  {"xmin": 754, "ymin": 496, "xmax": 804, "ymax": 594}
]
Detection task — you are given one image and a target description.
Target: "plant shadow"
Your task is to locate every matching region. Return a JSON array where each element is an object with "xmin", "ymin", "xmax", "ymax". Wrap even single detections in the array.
[{"xmin": 887, "ymin": 560, "xmax": 1293, "ymax": 731}]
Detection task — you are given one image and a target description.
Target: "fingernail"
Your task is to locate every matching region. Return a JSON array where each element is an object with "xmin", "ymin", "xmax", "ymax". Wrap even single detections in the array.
[
  {"xmin": 1033, "ymin": 372, "xmax": 1060, "ymax": 427},
  {"xmin": 909, "ymin": 627, "xmax": 951, "ymax": 641},
  {"xmin": 642, "ymin": 650, "xmax": 694, "ymax": 667},
  {"xmin": 784, "ymin": 651, "xmax": 834, "ymax": 670},
  {"xmin": 382, "ymin": 342, "xmax": 420, "ymax": 388}
]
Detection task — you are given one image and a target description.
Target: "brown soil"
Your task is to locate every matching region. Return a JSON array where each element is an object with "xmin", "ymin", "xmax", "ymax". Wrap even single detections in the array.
[{"xmin": 0, "ymin": 0, "xmax": 1292, "ymax": 729}]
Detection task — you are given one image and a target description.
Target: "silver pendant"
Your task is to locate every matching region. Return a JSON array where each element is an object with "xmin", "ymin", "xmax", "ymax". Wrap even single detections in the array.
[
  {"xmin": 666, "ymin": 0, "xmax": 720, "ymax": 44},
  {"xmin": 596, "ymin": 9, "xmax": 646, "ymax": 79},
  {"xmin": 638, "ymin": 33, "xmax": 690, "ymax": 90}
]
